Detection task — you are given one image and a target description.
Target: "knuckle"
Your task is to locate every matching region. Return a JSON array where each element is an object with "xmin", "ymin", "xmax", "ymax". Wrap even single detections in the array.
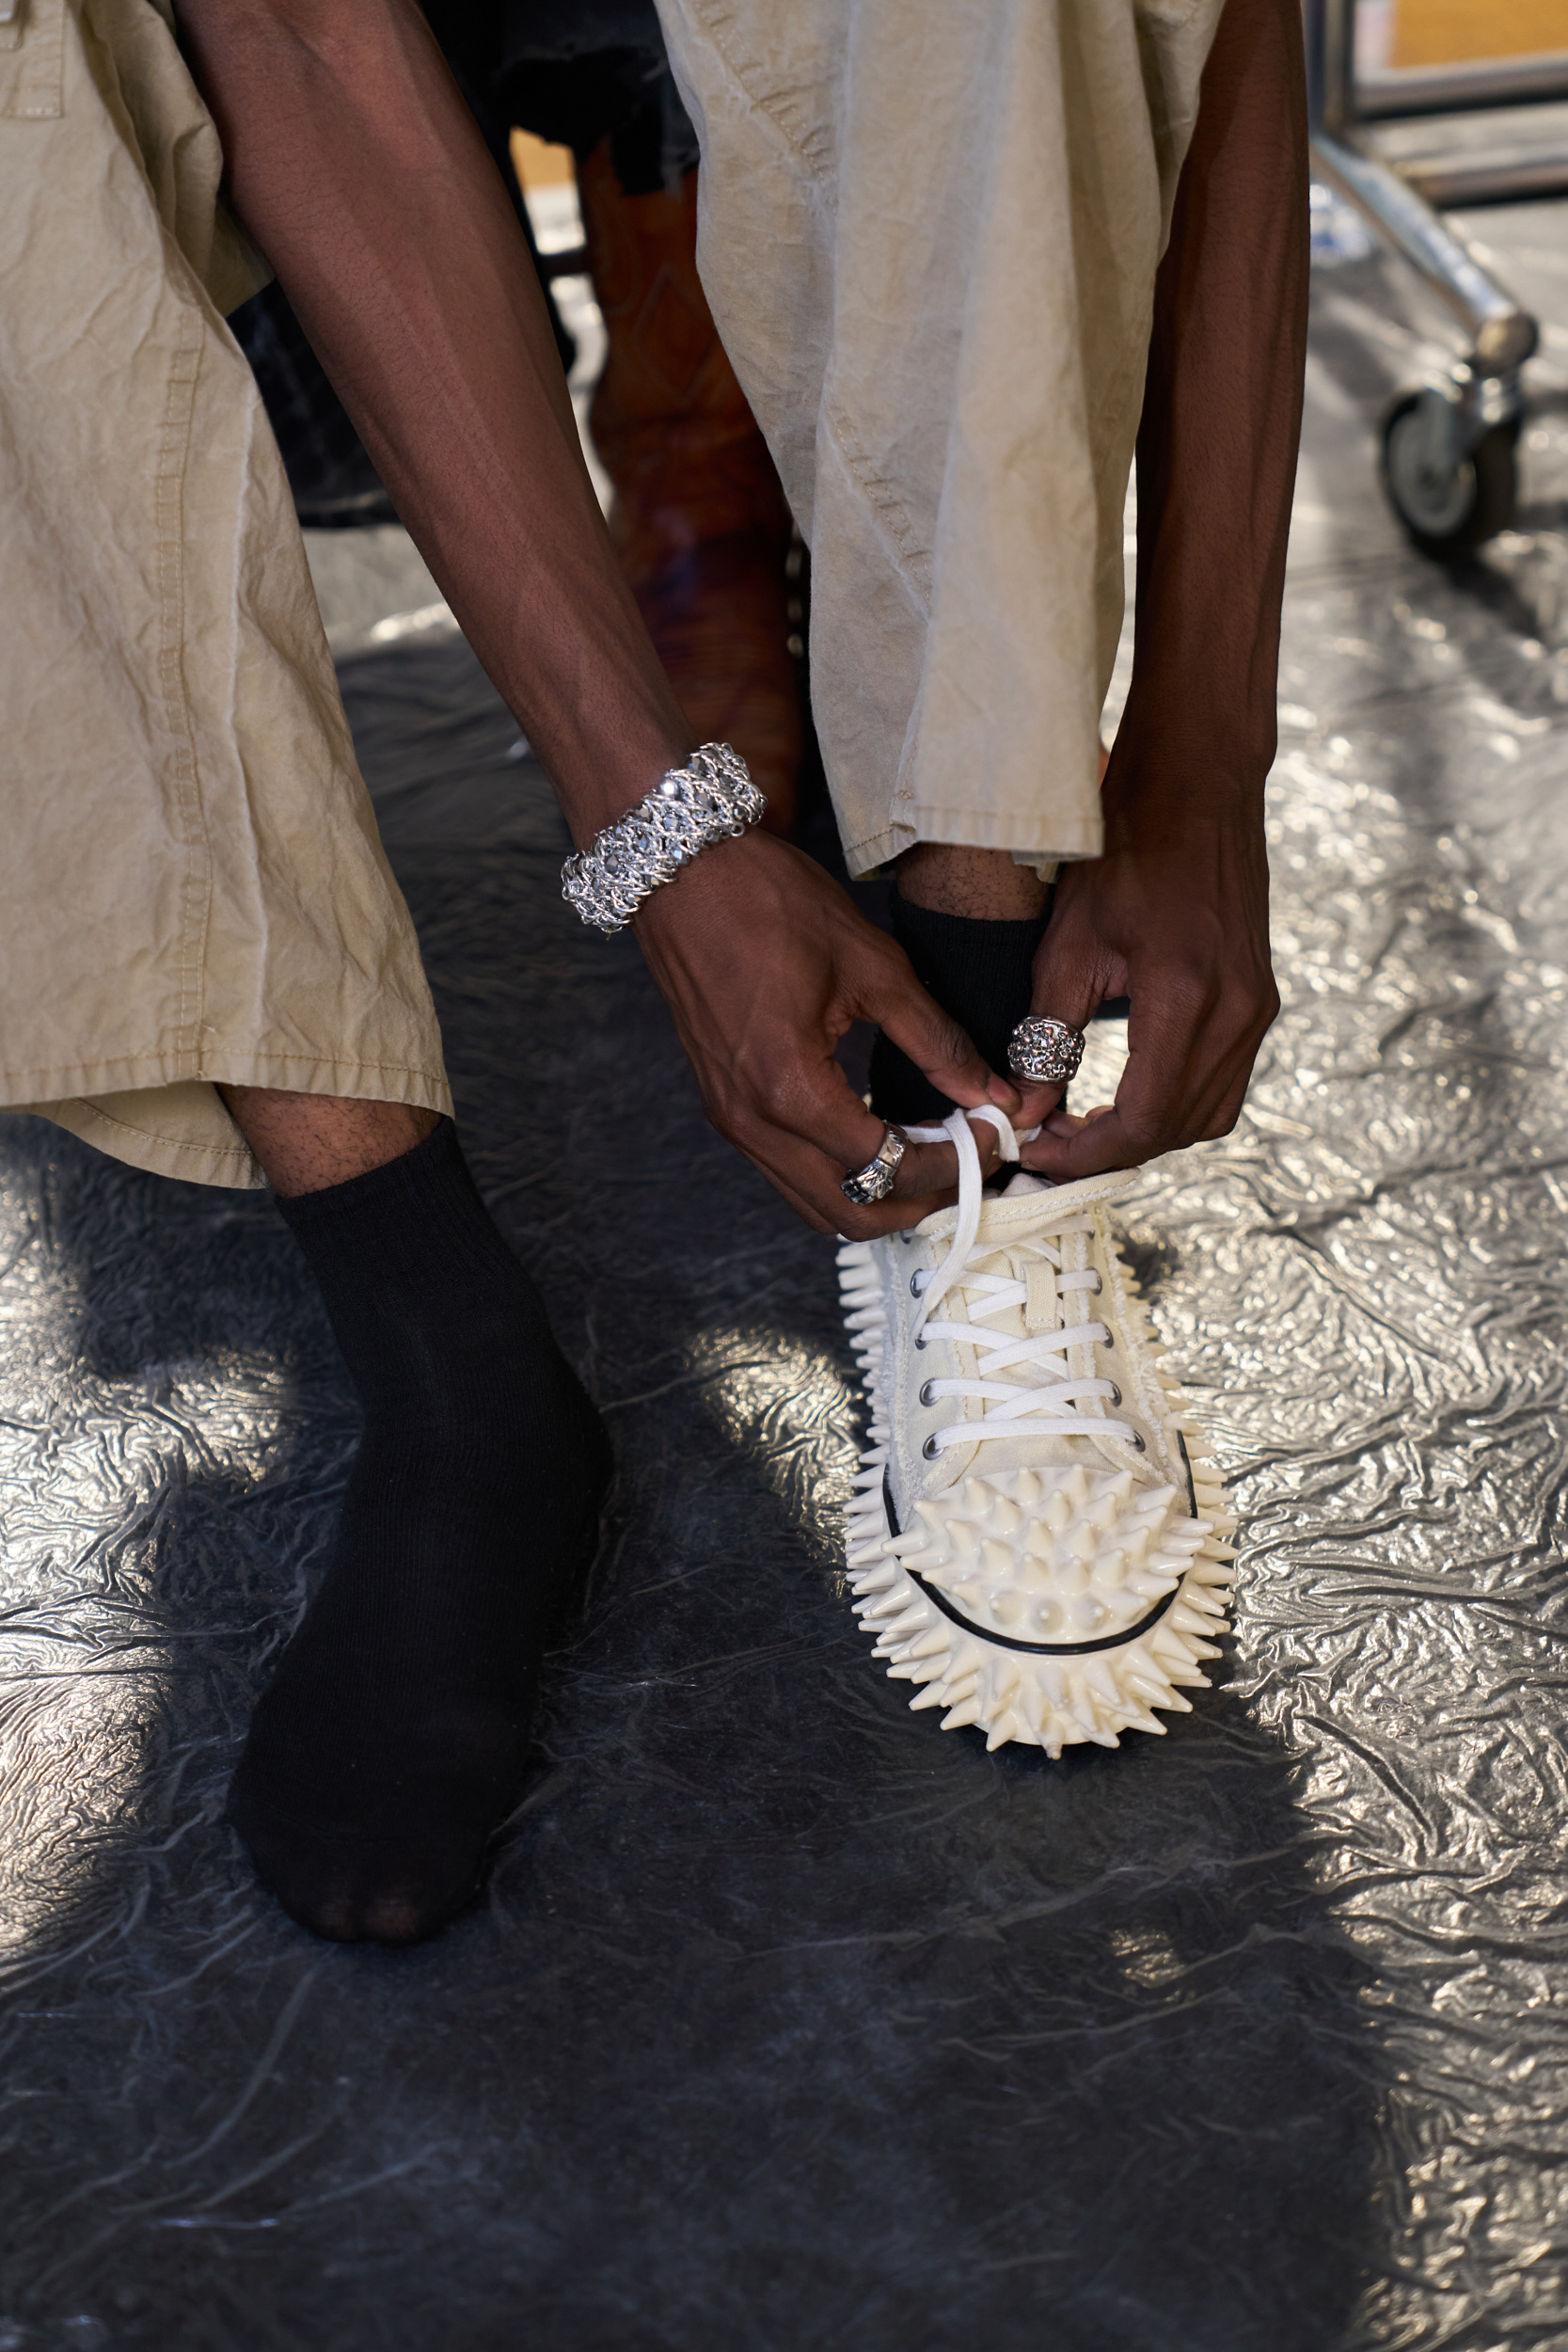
[
  {"xmin": 1200, "ymin": 1095, "xmax": 1246, "ymax": 1142},
  {"xmin": 706, "ymin": 1098, "xmax": 758, "ymax": 1153},
  {"xmin": 1119, "ymin": 1114, "xmax": 1174, "ymax": 1158}
]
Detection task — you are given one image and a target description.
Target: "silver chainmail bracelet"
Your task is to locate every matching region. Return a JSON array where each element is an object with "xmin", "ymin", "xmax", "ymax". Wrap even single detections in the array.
[{"xmin": 561, "ymin": 742, "xmax": 767, "ymax": 934}]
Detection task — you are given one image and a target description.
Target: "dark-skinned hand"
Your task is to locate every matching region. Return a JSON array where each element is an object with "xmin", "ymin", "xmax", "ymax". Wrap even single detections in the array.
[
  {"xmin": 633, "ymin": 828, "xmax": 1022, "ymax": 1236},
  {"xmin": 1012, "ymin": 746, "xmax": 1279, "ymax": 1180}
]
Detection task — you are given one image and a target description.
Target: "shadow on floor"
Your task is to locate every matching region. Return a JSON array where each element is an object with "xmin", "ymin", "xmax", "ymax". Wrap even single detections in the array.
[{"xmin": 0, "ymin": 637, "xmax": 1383, "ymax": 2352}]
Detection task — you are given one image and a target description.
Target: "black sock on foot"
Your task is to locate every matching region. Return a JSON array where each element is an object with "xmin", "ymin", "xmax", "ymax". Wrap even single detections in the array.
[
  {"xmin": 229, "ymin": 1120, "xmax": 612, "ymax": 1947},
  {"xmin": 868, "ymin": 890, "xmax": 1050, "ymax": 1124}
]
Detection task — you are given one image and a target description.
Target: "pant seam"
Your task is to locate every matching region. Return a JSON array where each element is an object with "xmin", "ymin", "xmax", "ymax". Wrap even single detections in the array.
[
  {"xmin": 1, "ymin": 1052, "xmax": 449, "ymax": 1085},
  {"xmin": 153, "ymin": 284, "xmax": 213, "ymax": 1074}
]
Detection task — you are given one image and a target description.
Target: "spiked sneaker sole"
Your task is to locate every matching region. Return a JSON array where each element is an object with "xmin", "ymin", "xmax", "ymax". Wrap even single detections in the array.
[{"xmin": 837, "ymin": 1167, "xmax": 1239, "ymax": 1756}]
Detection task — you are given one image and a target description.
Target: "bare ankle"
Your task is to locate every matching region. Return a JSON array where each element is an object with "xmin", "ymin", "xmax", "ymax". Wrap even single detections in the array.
[
  {"xmin": 219, "ymin": 1086, "xmax": 442, "ymax": 1198},
  {"xmin": 895, "ymin": 843, "xmax": 1051, "ymax": 922}
]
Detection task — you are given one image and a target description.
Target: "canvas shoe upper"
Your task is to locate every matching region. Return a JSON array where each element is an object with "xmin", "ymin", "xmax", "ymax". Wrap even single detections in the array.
[{"xmin": 837, "ymin": 1107, "xmax": 1237, "ymax": 1754}]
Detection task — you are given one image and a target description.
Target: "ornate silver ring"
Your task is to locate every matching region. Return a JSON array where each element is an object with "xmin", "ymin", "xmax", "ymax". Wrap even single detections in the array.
[
  {"xmin": 840, "ymin": 1123, "xmax": 908, "ymax": 1207},
  {"xmin": 1008, "ymin": 1014, "xmax": 1086, "ymax": 1088}
]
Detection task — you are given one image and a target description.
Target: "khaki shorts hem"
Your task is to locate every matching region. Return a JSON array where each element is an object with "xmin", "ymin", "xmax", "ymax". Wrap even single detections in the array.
[
  {"xmin": 11, "ymin": 1057, "xmax": 454, "ymax": 1193},
  {"xmin": 0, "ymin": 1051, "xmax": 453, "ymax": 1101},
  {"xmin": 843, "ymin": 808, "xmax": 1105, "ymax": 882},
  {"xmin": 14, "ymin": 1098, "xmax": 266, "ymax": 1191}
]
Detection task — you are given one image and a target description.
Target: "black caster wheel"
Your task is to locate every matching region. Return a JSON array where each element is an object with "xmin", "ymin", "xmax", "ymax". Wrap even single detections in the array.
[{"xmin": 1381, "ymin": 391, "xmax": 1519, "ymax": 562}]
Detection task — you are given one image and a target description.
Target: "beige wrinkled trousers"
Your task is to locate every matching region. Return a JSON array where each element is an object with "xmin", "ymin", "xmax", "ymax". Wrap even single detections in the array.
[
  {"xmin": 4, "ymin": 0, "xmax": 1219, "ymax": 1196},
  {"xmin": 655, "ymin": 0, "xmax": 1223, "ymax": 877},
  {"xmin": 0, "ymin": 0, "xmax": 451, "ymax": 1190}
]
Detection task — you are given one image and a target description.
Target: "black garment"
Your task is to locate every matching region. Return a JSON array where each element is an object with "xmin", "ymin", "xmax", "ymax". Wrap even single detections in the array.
[
  {"xmin": 228, "ymin": 1, "xmax": 581, "ymax": 523},
  {"xmin": 228, "ymin": 286, "xmax": 400, "ymax": 529},
  {"xmin": 496, "ymin": 0, "xmax": 699, "ymax": 194},
  {"xmin": 230, "ymin": 1120, "xmax": 612, "ymax": 1946},
  {"xmin": 230, "ymin": 4, "xmax": 705, "ymax": 518},
  {"xmin": 868, "ymin": 892, "xmax": 1053, "ymax": 1127}
]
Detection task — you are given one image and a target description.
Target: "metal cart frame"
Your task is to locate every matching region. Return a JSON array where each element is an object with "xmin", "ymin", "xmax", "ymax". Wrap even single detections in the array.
[{"xmin": 1304, "ymin": 0, "xmax": 1568, "ymax": 553}]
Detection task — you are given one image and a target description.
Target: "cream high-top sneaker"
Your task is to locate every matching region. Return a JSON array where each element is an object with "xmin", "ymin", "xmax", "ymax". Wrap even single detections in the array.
[{"xmin": 838, "ymin": 1110, "xmax": 1237, "ymax": 1754}]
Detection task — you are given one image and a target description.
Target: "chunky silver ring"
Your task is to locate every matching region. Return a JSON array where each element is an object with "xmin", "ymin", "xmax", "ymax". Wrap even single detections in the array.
[
  {"xmin": 1008, "ymin": 1014, "xmax": 1086, "ymax": 1087},
  {"xmin": 840, "ymin": 1123, "xmax": 908, "ymax": 1207}
]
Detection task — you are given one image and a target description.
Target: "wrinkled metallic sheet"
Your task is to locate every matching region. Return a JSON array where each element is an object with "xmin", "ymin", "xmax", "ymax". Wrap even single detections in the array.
[{"xmin": 1, "ymin": 202, "xmax": 1567, "ymax": 2352}]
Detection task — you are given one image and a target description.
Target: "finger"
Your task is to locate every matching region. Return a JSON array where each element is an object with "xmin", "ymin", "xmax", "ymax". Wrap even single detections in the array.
[
  {"xmin": 733, "ymin": 1115, "xmax": 958, "ymax": 1241},
  {"xmin": 894, "ymin": 1112, "xmax": 1011, "ymax": 1199},
  {"xmin": 1022, "ymin": 993, "xmax": 1242, "ymax": 1178},
  {"xmin": 1196, "ymin": 1070, "xmax": 1258, "ymax": 1143},
  {"xmin": 1022, "ymin": 1040, "xmax": 1180, "ymax": 1176},
  {"xmin": 1113, "ymin": 989, "xmax": 1259, "ymax": 1150},
  {"xmin": 863, "ymin": 968, "xmax": 1021, "ymax": 1119},
  {"xmin": 1010, "ymin": 917, "xmax": 1119, "ymax": 1127},
  {"xmin": 751, "ymin": 1051, "xmax": 1006, "ymax": 1200},
  {"xmin": 759, "ymin": 1107, "xmax": 1000, "ymax": 1218},
  {"xmin": 747, "ymin": 1097, "xmax": 1025, "ymax": 1239},
  {"xmin": 1019, "ymin": 1103, "xmax": 1146, "ymax": 1181},
  {"xmin": 768, "ymin": 1163, "xmax": 840, "ymax": 1235},
  {"xmin": 1035, "ymin": 1103, "xmax": 1114, "ymax": 1137}
]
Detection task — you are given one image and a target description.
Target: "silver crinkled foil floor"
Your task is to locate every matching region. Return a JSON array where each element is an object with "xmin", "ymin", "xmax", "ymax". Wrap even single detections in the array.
[{"xmin": 2, "ymin": 199, "xmax": 1568, "ymax": 2351}]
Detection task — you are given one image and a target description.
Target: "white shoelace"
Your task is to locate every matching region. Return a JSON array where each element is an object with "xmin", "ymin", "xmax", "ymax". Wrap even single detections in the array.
[{"xmin": 902, "ymin": 1106, "xmax": 1138, "ymax": 1458}]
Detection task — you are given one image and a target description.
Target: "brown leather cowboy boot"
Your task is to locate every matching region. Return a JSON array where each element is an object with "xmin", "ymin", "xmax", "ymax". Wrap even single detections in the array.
[{"xmin": 577, "ymin": 140, "xmax": 801, "ymax": 835}]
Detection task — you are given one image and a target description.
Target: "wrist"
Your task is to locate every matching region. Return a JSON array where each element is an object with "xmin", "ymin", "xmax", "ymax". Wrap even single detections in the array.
[
  {"xmin": 1111, "ymin": 660, "xmax": 1279, "ymax": 803},
  {"xmin": 1096, "ymin": 771, "xmax": 1271, "ymax": 880},
  {"xmin": 562, "ymin": 744, "xmax": 768, "ymax": 935},
  {"xmin": 1101, "ymin": 722, "xmax": 1272, "ymax": 841}
]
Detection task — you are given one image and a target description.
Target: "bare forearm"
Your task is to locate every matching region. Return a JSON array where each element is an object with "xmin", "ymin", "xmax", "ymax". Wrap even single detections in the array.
[
  {"xmin": 1117, "ymin": 0, "xmax": 1308, "ymax": 803},
  {"xmin": 177, "ymin": 0, "xmax": 689, "ymax": 840}
]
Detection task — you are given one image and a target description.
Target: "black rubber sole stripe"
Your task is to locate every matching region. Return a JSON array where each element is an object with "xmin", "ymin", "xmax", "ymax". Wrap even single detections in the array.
[
  {"xmin": 882, "ymin": 1470, "xmax": 1182, "ymax": 1660},
  {"xmin": 1177, "ymin": 1430, "xmax": 1198, "ymax": 1519}
]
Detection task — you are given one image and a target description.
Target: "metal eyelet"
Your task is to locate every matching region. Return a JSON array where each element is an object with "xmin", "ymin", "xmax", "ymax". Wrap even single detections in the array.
[
  {"xmin": 910, "ymin": 1272, "xmax": 923, "ymax": 1297},
  {"xmin": 1087, "ymin": 1269, "xmax": 1103, "ymax": 1295},
  {"xmin": 919, "ymin": 1379, "xmax": 937, "ymax": 1406},
  {"xmin": 914, "ymin": 1332, "xmax": 927, "ymax": 1351},
  {"xmin": 1101, "ymin": 1331, "xmax": 1115, "ymax": 1349},
  {"xmin": 1131, "ymin": 1429, "xmax": 1146, "ymax": 1452},
  {"xmin": 1107, "ymin": 1383, "xmax": 1122, "ymax": 1407},
  {"xmin": 922, "ymin": 1434, "xmax": 941, "ymax": 1459}
]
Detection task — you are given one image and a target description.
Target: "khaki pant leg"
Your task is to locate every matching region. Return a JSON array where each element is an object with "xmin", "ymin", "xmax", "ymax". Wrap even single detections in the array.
[
  {"xmin": 0, "ymin": 0, "xmax": 451, "ymax": 1189},
  {"xmin": 654, "ymin": 0, "xmax": 1222, "ymax": 878}
]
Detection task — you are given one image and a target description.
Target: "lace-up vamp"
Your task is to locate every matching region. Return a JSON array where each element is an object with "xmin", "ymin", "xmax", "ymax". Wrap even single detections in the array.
[{"xmin": 838, "ymin": 1109, "xmax": 1238, "ymax": 1756}]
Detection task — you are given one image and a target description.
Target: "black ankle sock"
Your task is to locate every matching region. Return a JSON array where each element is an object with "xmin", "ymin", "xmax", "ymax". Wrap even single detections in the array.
[
  {"xmin": 229, "ymin": 1120, "xmax": 612, "ymax": 1947},
  {"xmin": 868, "ymin": 889, "xmax": 1050, "ymax": 1123}
]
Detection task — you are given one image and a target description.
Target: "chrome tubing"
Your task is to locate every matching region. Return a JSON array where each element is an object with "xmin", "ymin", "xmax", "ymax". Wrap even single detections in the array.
[
  {"xmin": 1306, "ymin": 0, "xmax": 1355, "ymax": 136},
  {"xmin": 1304, "ymin": 0, "xmax": 1541, "ymax": 377},
  {"xmin": 1355, "ymin": 49, "xmax": 1568, "ymax": 122},
  {"xmin": 1310, "ymin": 129, "xmax": 1540, "ymax": 372},
  {"xmin": 1402, "ymin": 151, "xmax": 1568, "ymax": 211}
]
